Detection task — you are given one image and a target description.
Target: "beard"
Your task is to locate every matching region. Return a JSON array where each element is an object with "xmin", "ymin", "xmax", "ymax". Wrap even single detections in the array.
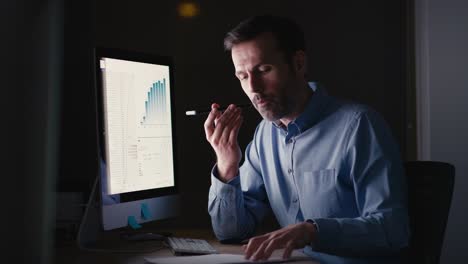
[
  {"xmin": 250, "ymin": 66, "xmax": 299, "ymax": 122},
  {"xmin": 252, "ymin": 91, "xmax": 294, "ymax": 122}
]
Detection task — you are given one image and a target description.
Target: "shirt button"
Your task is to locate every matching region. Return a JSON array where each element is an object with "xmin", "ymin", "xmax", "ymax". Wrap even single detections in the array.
[
  {"xmin": 288, "ymin": 168, "xmax": 293, "ymax": 174},
  {"xmin": 292, "ymin": 197, "xmax": 298, "ymax": 203}
]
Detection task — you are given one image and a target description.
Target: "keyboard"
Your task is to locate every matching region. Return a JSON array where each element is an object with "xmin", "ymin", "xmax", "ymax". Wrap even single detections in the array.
[{"xmin": 166, "ymin": 237, "xmax": 218, "ymax": 255}]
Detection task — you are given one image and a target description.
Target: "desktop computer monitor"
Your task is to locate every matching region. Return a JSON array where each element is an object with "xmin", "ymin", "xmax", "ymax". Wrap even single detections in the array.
[{"xmin": 94, "ymin": 47, "xmax": 179, "ymax": 231}]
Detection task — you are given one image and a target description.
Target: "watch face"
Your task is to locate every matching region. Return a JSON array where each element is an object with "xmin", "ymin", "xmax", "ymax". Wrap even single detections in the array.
[{"xmin": 306, "ymin": 219, "xmax": 318, "ymax": 228}]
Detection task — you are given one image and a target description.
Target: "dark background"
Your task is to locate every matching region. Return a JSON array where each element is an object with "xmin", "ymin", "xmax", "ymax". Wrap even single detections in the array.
[
  {"xmin": 1, "ymin": 0, "xmax": 414, "ymax": 262},
  {"xmin": 59, "ymin": 0, "xmax": 412, "ymax": 229},
  {"xmin": 6, "ymin": 1, "xmax": 468, "ymax": 263}
]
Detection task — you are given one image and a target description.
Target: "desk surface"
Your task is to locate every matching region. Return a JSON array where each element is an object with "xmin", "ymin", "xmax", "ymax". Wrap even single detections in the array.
[{"xmin": 56, "ymin": 228, "xmax": 319, "ymax": 263}]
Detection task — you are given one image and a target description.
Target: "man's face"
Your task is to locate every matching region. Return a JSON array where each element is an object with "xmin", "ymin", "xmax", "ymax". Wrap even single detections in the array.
[{"xmin": 231, "ymin": 32, "xmax": 300, "ymax": 121}]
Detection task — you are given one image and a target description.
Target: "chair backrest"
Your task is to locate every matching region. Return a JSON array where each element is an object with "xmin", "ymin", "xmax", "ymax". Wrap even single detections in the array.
[{"xmin": 404, "ymin": 161, "xmax": 455, "ymax": 264}]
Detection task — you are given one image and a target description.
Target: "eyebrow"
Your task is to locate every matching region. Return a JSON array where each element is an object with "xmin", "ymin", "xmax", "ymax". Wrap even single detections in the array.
[{"xmin": 235, "ymin": 63, "xmax": 263, "ymax": 76}]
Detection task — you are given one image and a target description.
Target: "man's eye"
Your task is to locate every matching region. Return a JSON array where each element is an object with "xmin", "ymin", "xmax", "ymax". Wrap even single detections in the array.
[{"xmin": 259, "ymin": 66, "xmax": 271, "ymax": 73}]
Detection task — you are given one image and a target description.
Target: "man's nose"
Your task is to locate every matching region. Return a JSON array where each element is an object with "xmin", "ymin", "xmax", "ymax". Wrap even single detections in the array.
[{"xmin": 247, "ymin": 75, "xmax": 263, "ymax": 93}]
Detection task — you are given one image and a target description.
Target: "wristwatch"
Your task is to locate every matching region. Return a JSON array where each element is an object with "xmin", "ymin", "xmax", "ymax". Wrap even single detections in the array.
[
  {"xmin": 305, "ymin": 219, "xmax": 318, "ymax": 231},
  {"xmin": 304, "ymin": 219, "xmax": 318, "ymax": 243}
]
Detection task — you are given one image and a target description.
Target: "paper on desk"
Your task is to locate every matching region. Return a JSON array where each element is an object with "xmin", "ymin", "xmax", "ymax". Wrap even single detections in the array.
[{"xmin": 144, "ymin": 251, "xmax": 310, "ymax": 264}]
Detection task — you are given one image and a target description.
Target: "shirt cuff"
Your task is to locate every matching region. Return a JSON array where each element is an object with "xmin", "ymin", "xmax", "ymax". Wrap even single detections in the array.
[{"xmin": 210, "ymin": 164, "xmax": 241, "ymax": 196}]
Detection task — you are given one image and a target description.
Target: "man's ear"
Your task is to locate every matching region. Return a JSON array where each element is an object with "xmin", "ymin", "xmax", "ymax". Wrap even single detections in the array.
[{"xmin": 293, "ymin": 50, "xmax": 307, "ymax": 76}]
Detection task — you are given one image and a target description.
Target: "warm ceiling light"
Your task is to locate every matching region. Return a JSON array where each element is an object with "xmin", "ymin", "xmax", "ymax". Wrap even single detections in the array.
[{"xmin": 177, "ymin": 1, "xmax": 200, "ymax": 18}]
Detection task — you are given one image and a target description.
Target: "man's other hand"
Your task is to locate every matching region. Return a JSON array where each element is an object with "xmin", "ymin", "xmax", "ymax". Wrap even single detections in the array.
[{"xmin": 242, "ymin": 221, "xmax": 317, "ymax": 261}]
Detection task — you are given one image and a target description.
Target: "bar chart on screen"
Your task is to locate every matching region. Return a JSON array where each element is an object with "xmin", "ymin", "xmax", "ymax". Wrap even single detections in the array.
[{"xmin": 141, "ymin": 78, "xmax": 168, "ymax": 125}]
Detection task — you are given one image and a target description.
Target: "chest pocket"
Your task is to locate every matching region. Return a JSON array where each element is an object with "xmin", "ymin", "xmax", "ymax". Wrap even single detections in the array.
[{"xmin": 298, "ymin": 169, "xmax": 342, "ymax": 218}]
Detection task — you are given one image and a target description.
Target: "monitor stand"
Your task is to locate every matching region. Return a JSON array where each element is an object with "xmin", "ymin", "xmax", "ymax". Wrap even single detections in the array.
[
  {"xmin": 76, "ymin": 177, "xmax": 167, "ymax": 253},
  {"xmin": 76, "ymin": 176, "xmax": 101, "ymax": 249}
]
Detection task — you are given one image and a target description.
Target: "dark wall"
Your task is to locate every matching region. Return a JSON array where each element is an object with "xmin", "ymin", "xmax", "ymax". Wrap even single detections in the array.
[
  {"xmin": 60, "ymin": 0, "xmax": 410, "ymax": 227},
  {"xmin": 2, "ymin": 0, "xmax": 62, "ymax": 262},
  {"xmin": 59, "ymin": 0, "xmax": 96, "ymax": 193}
]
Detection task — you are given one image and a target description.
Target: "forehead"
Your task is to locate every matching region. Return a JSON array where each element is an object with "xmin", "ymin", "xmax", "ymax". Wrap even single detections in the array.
[{"xmin": 231, "ymin": 32, "xmax": 282, "ymax": 69}]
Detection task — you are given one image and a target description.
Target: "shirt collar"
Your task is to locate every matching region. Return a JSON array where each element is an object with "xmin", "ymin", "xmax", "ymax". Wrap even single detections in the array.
[{"xmin": 273, "ymin": 82, "xmax": 330, "ymax": 141}]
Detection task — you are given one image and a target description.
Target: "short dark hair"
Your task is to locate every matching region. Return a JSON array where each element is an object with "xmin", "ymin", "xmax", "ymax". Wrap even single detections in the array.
[{"xmin": 224, "ymin": 15, "xmax": 305, "ymax": 60}]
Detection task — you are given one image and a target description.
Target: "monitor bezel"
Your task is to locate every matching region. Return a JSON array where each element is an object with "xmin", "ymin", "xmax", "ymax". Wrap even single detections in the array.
[{"xmin": 94, "ymin": 47, "xmax": 178, "ymax": 204}]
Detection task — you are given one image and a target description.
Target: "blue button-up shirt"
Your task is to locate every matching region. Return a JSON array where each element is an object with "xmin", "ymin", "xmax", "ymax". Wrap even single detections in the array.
[{"xmin": 208, "ymin": 83, "xmax": 409, "ymax": 263}]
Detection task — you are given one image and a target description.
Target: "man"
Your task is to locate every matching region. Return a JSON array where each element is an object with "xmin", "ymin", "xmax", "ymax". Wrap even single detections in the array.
[{"xmin": 205, "ymin": 15, "xmax": 409, "ymax": 263}]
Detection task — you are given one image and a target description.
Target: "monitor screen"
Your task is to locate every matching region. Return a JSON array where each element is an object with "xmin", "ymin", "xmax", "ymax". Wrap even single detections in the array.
[{"xmin": 95, "ymin": 47, "xmax": 179, "ymax": 231}]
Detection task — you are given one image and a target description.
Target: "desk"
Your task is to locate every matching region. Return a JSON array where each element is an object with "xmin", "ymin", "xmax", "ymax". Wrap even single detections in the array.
[{"xmin": 55, "ymin": 228, "xmax": 319, "ymax": 263}]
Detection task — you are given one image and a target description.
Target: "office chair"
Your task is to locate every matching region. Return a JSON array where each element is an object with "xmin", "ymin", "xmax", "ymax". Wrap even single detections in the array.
[{"xmin": 404, "ymin": 161, "xmax": 455, "ymax": 264}]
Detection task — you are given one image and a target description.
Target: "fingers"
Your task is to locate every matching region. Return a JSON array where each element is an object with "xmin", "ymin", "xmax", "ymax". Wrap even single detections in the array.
[
  {"xmin": 228, "ymin": 110, "xmax": 243, "ymax": 143},
  {"xmin": 244, "ymin": 223, "xmax": 310, "ymax": 261},
  {"xmin": 244, "ymin": 235, "xmax": 266, "ymax": 260},
  {"xmin": 282, "ymin": 241, "xmax": 295, "ymax": 259},
  {"xmin": 251, "ymin": 236, "xmax": 286, "ymax": 261},
  {"xmin": 244, "ymin": 233, "xmax": 285, "ymax": 261},
  {"xmin": 209, "ymin": 104, "xmax": 242, "ymax": 145},
  {"xmin": 261, "ymin": 238, "xmax": 283, "ymax": 260},
  {"xmin": 204, "ymin": 103, "xmax": 221, "ymax": 140}
]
